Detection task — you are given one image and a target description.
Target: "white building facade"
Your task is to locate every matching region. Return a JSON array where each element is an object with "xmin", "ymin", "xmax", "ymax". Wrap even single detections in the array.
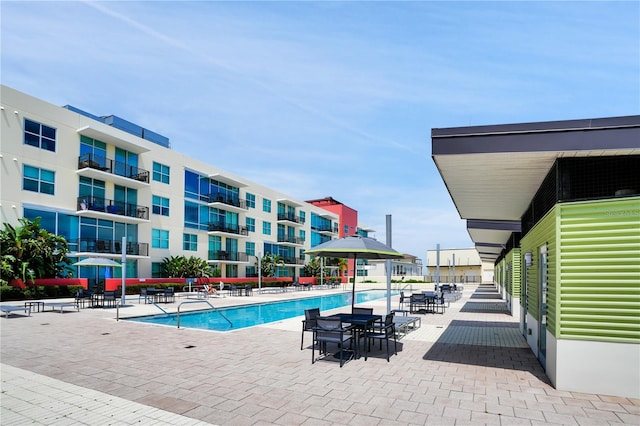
[{"xmin": 1, "ymin": 86, "xmax": 339, "ymax": 289}]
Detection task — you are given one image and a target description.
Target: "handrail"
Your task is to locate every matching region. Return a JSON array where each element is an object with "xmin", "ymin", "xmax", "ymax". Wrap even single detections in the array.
[
  {"xmin": 176, "ymin": 300, "xmax": 233, "ymax": 329},
  {"xmin": 116, "ymin": 298, "xmax": 168, "ymax": 321}
]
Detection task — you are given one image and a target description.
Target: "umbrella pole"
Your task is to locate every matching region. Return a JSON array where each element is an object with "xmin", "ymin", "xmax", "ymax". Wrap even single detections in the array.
[{"xmin": 351, "ymin": 254, "xmax": 357, "ymax": 311}]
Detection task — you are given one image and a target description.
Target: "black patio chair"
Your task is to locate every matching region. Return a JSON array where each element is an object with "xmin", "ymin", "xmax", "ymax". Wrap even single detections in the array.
[
  {"xmin": 364, "ymin": 313, "xmax": 397, "ymax": 362},
  {"xmin": 102, "ymin": 291, "xmax": 117, "ymax": 308},
  {"xmin": 163, "ymin": 287, "xmax": 175, "ymax": 303},
  {"xmin": 433, "ymin": 293, "xmax": 447, "ymax": 314},
  {"xmin": 409, "ymin": 293, "xmax": 427, "ymax": 313},
  {"xmin": 313, "ymin": 317, "xmax": 354, "ymax": 367},
  {"xmin": 301, "ymin": 308, "xmax": 321, "ymax": 350}
]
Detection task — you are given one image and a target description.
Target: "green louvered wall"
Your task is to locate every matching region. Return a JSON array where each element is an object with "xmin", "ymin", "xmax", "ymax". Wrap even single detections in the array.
[
  {"xmin": 558, "ymin": 197, "xmax": 640, "ymax": 343},
  {"xmin": 506, "ymin": 248, "xmax": 521, "ymax": 299},
  {"xmin": 520, "ymin": 208, "xmax": 557, "ymax": 334}
]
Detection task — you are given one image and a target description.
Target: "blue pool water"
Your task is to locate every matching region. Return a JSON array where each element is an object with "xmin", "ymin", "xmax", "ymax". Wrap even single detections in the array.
[{"xmin": 127, "ymin": 289, "xmax": 397, "ymax": 332}]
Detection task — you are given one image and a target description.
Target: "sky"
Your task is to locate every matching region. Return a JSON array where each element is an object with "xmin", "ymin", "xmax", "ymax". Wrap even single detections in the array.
[{"xmin": 2, "ymin": 1, "xmax": 639, "ymax": 260}]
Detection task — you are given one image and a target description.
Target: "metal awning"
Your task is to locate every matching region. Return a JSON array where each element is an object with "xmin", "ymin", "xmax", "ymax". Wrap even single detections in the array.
[{"xmin": 432, "ymin": 115, "xmax": 640, "ymax": 259}]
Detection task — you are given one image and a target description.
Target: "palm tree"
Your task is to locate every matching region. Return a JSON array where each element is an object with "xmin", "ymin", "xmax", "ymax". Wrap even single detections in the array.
[
  {"xmin": 0, "ymin": 217, "xmax": 72, "ymax": 285},
  {"xmin": 162, "ymin": 255, "xmax": 210, "ymax": 278},
  {"xmin": 259, "ymin": 253, "xmax": 285, "ymax": 277}
]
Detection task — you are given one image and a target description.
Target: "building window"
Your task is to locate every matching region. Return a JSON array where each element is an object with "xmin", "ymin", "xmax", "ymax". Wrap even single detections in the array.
[
  {"xmin": 246, "ymin": 193, "xmax": 256, "ymax": 209},
  {"xmin": 183, "ymin": 233, "xmax": 198, "ymax": 251},
  {"xmin": 245, "ymin": 241, "xmax": 255, "ymax": 257},
  {"xmin": 299, "ymin": 229, "xmax": 306, "ymax": 242},
  {"xmin": 246, "ymin": 217, "xmax": 256, "ymax": 232},
  {"xmin": 23, "ymin": 165, "xmax": 55, "ymax": 195},
  {"xmin": 152, "ymin": 229, "xmax": 169, "ymax": 249},
  {"xmin": 151, "ymin": 262, "xmax": 163, "ymax": 278},
  {"xmin": 152, "ymin": 162, "xmax": 170, "ymax": 184},
  {"xmin": 24, "ymin": 119, "xmax": 56, "ymax": 152},
  {"xmin": 263, "ymin": 198, "xmax": 271, "ymax": 213},
  {"xmin": 262, "ymin": 221, "xmax": 271, "ymax": 235},
  {"xmin": 152, "ymin": 195, "xmax": 170, "ymax": 216},
  {"xmin": 299, "ymin": 211, "xmax": 305, "ymax": 224}
]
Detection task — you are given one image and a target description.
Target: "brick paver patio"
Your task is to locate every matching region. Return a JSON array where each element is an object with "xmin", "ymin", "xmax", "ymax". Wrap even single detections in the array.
[{"xmin": 1, "ymin": 283, "xmax": 638, "ymax": 425}]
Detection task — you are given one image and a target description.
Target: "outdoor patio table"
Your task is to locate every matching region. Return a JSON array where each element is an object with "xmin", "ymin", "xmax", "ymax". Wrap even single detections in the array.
[{"xmin": 327, "ymin": 313, "xmax": 382, "ymax": 358}]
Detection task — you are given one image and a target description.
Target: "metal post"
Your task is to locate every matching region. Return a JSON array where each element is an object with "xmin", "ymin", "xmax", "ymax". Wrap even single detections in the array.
[
  {"xmin": 452, "ymin": 253, "xmax": 456, "ymax": 288},
  {"xmin": 436, "ymin": 244, "xmax": 440, "ymax": 290},
  {"xmin": 121, "ymin": 236, "xmax": 126, "ymax": 305},
  {"xmin": 258, "ymin": 252, "xmax": 262, "ymax": 293},
  {"xmin": 386, "ymin": 214, "xmax": 392, "ymax": 314}
]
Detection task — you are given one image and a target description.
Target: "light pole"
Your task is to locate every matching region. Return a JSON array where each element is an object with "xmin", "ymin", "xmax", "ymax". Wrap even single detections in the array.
[{"xmin": 257, "ymin": 252, "xmax": 262, "ymax": 294}]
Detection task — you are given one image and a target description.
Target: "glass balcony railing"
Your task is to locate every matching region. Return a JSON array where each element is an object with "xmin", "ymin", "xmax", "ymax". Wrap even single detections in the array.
[
  {"xmin": 78, "ymin": 153, "xmax": 149, "ymax": 183},
  {"xmin": 277, "ymin": 235, "xmax": 304, "ymax": 244},
  {"xmin": 77, "ymin": 196, "xmax": 149, "ymax": 220},
  {"xmin": 207, "ymin": 222, "xmax": 249, "ymax": 236},
  {"xmin": 208, "ymin": 250, "xmax": 249, "ymax": 262},
  {"xmin": 72, "ymin": 238, "xmax": 149, "ymax": 256},
  {"xmin": 277, "ymin": 213, "xmax": 305, "ymax": 224},
  {"xmin": 205, "ymin": 193, "xmax": 248, "ymax": 210}
]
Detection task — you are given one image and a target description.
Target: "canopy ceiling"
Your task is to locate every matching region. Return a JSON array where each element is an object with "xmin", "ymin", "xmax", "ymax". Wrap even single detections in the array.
[{"xmin": 432, "ymin": 116, "xmax": 640, "ymax": 263}]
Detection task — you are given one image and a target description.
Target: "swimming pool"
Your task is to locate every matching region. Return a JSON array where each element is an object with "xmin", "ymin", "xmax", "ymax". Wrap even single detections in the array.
[{"xmin": 127, "ymin": 289, "xmax": 397, "ymax": 332}]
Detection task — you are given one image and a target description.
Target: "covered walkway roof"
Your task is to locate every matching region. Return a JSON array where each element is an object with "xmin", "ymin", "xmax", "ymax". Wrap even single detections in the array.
[{"xmin": 431, "ymin": 115, "xmax": 640, "ymax": 263}]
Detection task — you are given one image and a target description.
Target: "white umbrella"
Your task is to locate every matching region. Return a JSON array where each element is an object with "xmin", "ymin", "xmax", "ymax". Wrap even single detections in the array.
[
  {"xmin": 73, "ymin": 257, "xmax": 122, "ymax": 267},
  {"xmin": 73, "ymin": 258, "xmax": 122, "ymax": 293},
  {"xmin": 305, "ymin": 235, "xmax": 403, "ymax": 311}
]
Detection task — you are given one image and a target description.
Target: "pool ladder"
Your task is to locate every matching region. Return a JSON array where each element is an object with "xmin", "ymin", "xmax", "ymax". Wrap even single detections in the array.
[{"xmin": 176, "ymin": 300, "xmax": 233, "ymax": 329}]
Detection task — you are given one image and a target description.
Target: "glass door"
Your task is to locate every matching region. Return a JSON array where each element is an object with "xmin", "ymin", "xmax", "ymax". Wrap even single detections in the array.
[{"xmin": 538, "ymin": 245, "xmax": 548, "ymax": 366}]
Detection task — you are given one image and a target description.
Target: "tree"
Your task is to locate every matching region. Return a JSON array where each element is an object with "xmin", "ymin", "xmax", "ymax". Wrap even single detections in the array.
[
  {"xmin": 0, "ymin": 217, "xmax": 72, "ymax": 285},
  {"xmin": 259, "ymin": 253, "xmax": 285, "ymax": 277},
  {"xmin": 162, "ymin": 255, "xmax": 210, "ymax": 278},
  {"xmin": 303, "ymin": 257, "xmax": 323, "ymax": 278}
]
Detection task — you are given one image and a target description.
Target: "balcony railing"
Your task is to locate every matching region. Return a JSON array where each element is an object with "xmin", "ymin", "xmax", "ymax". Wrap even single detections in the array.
[
  {"xmin": 205, "ymin": 193, "xmax": 248, "ymax": 210},
  {"xmin": 277, "ymin": 235, "xmax": 305, "ymax": 245},
  {"xmin": 207, "ymin": 222, "xmax": 249, "ymax": 236},
  {"xmin": 77, "ymin": 196, "xmax": 149, "ymax": 220},
  {"xmin": 72, "ymin": 238, "xmax": 149, "ymax": 256},
  {"xmin": 208, "ymin": 250, "xmax": 249, "ymax": 262},
  {"xmin": 277, "ymin": 213, "xmax": 305, "ymax": 224},
  {"xmin": 282, "ymin": 256, "xmax": 305, "ymax": 265},
  {"xmin": 78, "ymin": 153, "xmax": 149, "ymax": 183},
  {"xmin": 311, "ymin": 224, "xmax": 335, "ymax": 233}
]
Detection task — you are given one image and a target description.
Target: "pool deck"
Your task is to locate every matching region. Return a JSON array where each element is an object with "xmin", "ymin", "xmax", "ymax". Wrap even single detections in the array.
[{"xmin": 1, "ymin": 283, "xmax": 639, "ymax": 425}]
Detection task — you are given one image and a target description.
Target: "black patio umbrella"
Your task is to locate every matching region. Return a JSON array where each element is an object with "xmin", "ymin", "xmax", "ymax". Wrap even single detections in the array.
[{"xmin": 305, "ymin": 235, "xmax": 403, "ymax": 311}]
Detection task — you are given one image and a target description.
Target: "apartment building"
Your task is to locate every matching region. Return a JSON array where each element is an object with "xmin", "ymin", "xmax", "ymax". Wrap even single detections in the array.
[{"xmin": 0, "ymin": 85, "xmax": 339, "ymax": 288}]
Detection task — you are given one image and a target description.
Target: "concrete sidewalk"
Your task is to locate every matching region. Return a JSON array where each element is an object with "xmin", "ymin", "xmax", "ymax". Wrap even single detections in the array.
[{"xmin": 1, "ymin": 283, "xmax": 638, "ymax": 425}]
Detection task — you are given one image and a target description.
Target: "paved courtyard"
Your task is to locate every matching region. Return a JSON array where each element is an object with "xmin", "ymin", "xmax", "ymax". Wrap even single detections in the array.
[{"xmin": 1, "ymin": 283, "xmax": 638, "ymax": 425}]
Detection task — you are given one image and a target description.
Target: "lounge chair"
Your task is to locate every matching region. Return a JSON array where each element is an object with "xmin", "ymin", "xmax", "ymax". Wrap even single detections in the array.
[
  {"xmin": 1, "ymin": 305, "xmax": 31, "ymax": 318},
  {"xmin": 301, "ymin": 308, "xmax": 321, "ymax": 350}
]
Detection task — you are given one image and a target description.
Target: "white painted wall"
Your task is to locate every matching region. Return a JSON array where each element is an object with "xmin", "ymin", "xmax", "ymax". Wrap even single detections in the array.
[{"xmin": 555, "ymin": 339, "xmax": 640, "ymax": 398}]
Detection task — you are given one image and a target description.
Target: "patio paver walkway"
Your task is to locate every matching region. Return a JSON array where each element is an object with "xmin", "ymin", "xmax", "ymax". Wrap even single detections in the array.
[{"xmin": 1, "ymin": 283, "xmax": 639, "ymax": 425}]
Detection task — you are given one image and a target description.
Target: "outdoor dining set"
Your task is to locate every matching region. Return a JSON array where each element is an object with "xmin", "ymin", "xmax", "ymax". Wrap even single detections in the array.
[{"xmin": 301, "ymin": 307, "xmax": 421, "ymax": 367}]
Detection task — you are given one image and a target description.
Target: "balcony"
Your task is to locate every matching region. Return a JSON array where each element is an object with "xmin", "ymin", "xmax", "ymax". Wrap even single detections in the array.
[
  {"xmin": 277, "ymin": 235, "xmax": 305, "ymax": 246},
  {"xmin": 78, "ymin": 153, "xmax": 150, "ymax": 187},
  {"xmin": 312, "ymin": 224, "xmax": 337, "ymax": 235},
  {"xmin": 282, "ymin": 256, "xmax": 305, "ymax": 265},
  {"xmin": 205, "ymin": 193, "xmax": 248, "ymax": 212},
  {"xmin": 207, "ymin": 250, "xmax": 249, "ymax": 263},
  {"xmin": 72, "ymin": 238, "xmax": 149, "ymax": 257},
  {"xmin": 77, "ymin": 196, "xmax": 149, "ymax": 222},
  {"xmin": 207, "ymin": 222, "xmax": 249, "ymax": 237},
  {"xmin": 277, "ymin": 213, "xmax": 305, "ymax": 225}
]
